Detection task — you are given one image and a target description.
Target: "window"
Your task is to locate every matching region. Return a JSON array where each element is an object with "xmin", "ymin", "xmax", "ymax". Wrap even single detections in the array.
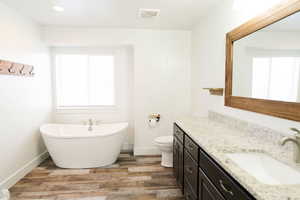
[
  {"xmin": 55, "ymin": 54, "xmax": 115, "ymax": 108},
  {"xmin": 252, "ymin": 57, "xmax": 300, "ymax": 102}
]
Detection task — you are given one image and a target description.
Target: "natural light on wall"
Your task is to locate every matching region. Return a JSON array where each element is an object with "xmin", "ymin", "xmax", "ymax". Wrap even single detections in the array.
[{"xmin": 233, "ymin": 0, "xmax": 283, "ymax": 16}]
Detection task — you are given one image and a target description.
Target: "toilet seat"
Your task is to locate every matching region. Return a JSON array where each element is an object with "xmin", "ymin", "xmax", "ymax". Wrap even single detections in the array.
[{"xmin": 155, "ymin": 136, "xmax": 173, "ymax": 145}]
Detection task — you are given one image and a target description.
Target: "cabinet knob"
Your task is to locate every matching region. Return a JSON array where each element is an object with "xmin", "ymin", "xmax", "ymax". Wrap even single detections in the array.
[{"xmin": 187, "ymin": 167, "xmax": 193, "ymax": 174}]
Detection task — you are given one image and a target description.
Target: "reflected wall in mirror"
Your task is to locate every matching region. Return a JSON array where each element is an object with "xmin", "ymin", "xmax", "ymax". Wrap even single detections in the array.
[
  {"xmin": 233, "ymin": 11, "xmax": 300, "ymax": 102},
  {"xmin": 225, "ymin": 0, "xmax": 300, "ymax": 121}
]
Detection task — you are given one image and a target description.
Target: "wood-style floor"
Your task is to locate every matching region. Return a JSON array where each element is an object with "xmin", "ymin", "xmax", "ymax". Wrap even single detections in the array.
[{"xmin": 10, "ymin": 153, "xmax": 183, "ymax": 200}]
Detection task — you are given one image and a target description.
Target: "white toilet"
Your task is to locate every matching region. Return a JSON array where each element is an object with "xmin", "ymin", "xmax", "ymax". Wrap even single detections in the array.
[{"xmin": 155, "ymin": 136, "xmax": 173, "ymax": 167}]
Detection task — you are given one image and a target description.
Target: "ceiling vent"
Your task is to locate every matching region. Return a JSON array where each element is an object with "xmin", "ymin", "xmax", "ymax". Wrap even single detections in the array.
[{"xmin": 139, "ymin": 9, "xmax": 160, "ymax": 18}]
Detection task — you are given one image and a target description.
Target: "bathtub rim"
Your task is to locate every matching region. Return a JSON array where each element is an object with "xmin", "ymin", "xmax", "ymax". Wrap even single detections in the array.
[{"xmin": 40, "ymin": 122, "xmax": 128, "ymax": 139}]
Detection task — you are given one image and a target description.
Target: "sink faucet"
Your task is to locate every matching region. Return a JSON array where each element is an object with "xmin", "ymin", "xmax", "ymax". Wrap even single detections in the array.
[
  {"xmin": 88, "ymin": 119, "xmax": 93, "ymax": 132},
  {"xmin": 280, "ymin": 128, "xmax": 300, "ymax": 163}
]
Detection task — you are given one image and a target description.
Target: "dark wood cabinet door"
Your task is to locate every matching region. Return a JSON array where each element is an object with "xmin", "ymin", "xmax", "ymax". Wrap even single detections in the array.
[
  {"xmin": 173, "ymin": 136, "xmax": 184, "ymax": 192},
  {"xmin": 178, "ymin": 140, "xmax": 184, "ymax": 191},
  {"xmin": 173, "ymin": 137, "xmax": 179, "ymax": 180},
  {"xmin": 184, "ymin": 150, "xmax": 198, "ymax": 196},
  {"xmin": 199, "ymin": 168, "xmax": 225, "ymax": 200}
]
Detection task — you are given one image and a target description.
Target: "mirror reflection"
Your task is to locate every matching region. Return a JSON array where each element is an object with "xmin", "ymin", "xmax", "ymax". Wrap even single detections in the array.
[{"xmin": 232, "ymin": 11, "xmax": 300, "ymax": 102}]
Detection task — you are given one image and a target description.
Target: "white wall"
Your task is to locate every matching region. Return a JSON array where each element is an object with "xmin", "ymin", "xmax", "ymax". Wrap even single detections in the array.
[
  {"xmin": 42, "ymin": 27, "xmax": 191, "ymax": 155},
  {"xmin": 0, "ymin": 2, "xmax": 52, "ymax": 188},
  {"xmin": 191, "ymin": 0, "xmax": 300, "ymax": 134}
]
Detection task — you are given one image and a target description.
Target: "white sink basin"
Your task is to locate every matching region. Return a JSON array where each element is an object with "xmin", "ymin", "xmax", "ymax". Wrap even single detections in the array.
[{"xmin": 226, "ymin": 152, "xmax": 300, "ymax": 185}]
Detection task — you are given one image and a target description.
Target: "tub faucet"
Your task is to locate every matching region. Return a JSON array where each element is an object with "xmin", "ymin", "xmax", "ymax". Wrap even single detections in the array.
[
  {"xmin": 88, "ymin": 119, "xmax": 93, "ymax": 132},
  {"xmin": 280, "ymin": 128, "xmax": 300, "ymax": 163}
]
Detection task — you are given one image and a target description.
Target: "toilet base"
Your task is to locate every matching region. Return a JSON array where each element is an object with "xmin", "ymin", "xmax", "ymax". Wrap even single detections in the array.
[
  {"xmin": 161, "ymin": 151, "xmax": 173, "ymax": 167},
  {"xmin": 0, "ymin": 189, "xmax": 10, "ymax": 200}
]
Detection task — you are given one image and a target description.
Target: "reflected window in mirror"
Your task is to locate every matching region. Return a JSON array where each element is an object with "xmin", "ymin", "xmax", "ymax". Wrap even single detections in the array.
[
  {"xmin": 252, "ymin": 57, "xmax": 300, "ymax": 102},
  {"xmin": 232, "ymin": 11, "xmax": 300, "ymax": 103}
]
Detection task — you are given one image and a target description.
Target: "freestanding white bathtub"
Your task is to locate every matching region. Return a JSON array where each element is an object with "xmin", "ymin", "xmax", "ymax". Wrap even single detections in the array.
[{"xmin": 40, "ymin": 122, "xmax": 128, "ymax": 168}]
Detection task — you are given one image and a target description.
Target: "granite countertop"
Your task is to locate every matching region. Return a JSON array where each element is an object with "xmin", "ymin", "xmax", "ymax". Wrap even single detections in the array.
[{"xmin": 176, "ymin": 116, "xmax": 300, "ymax": 200}]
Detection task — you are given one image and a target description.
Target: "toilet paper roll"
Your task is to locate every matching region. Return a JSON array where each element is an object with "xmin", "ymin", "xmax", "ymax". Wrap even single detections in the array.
[{"xmin": 148, "ymin": 118, "xmax": 157, "ymax": 128}]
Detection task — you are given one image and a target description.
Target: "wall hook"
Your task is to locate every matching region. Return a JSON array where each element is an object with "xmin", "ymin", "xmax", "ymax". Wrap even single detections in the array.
[
  {"xmin": 8, "ymin": 63, "xmax": 15, "ymax": 73},
  {"xmin": 29, "ymin": 66, "xmax": 35, "ymax": 76},
  {"xmin": 0, "ymin": 59, "xmax": 35, "ymax": 77},
  {"xmin": 19, "ymin": 65, "xmax": 26, "ymax": 75}
]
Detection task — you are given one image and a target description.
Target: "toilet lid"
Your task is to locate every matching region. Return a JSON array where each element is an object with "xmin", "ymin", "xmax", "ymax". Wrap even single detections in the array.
[{"xmin": 155, "ymin": 136, "xmax": 173, "ymax": 144}]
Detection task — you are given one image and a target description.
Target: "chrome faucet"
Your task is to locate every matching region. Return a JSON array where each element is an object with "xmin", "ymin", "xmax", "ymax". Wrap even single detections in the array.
[
  {"xmin": 88, "ymin": 119, "xmax": 93, "ymax": 132},
  {"xmin": 280, "ymin": 128, "xmax": 300, "ymax": 163}
]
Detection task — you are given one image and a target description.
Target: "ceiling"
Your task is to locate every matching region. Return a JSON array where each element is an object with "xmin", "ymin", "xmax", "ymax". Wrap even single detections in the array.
[{"xmin": 0, "ymin": 0, "xmax": 220, "ymax": 30}]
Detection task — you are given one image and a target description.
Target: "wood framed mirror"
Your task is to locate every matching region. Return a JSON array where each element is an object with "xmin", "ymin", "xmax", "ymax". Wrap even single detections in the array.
[{"xmin": 225, "ymin": 0, "xmax": 300, "ymax": 121}]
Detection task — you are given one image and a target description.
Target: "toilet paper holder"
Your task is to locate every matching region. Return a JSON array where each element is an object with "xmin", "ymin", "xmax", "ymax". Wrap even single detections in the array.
[{"xmin": 148, "ymin": 113, "xmax": 161, "ymax": 122}]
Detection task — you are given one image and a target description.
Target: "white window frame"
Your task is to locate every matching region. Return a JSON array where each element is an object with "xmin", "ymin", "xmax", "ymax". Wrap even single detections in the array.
[{"xmin": 51, "ymin": 47, "xmax": 120, "ymax": 113}]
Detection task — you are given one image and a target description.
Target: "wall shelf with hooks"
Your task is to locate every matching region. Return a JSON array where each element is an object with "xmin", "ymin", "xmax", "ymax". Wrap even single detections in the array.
[{"xmin": 0, "ymin": 60, "xmax": 35, "ymax": 77}]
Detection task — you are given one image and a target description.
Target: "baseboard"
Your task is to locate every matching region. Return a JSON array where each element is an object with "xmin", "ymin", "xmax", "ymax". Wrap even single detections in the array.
[
  {"xmin": 0, "ymin": 151, "xmax": 49, "ymax": 189},
  {"xmin": 134, "ymin": 147, "xmax": 160, "ymax": 156}
]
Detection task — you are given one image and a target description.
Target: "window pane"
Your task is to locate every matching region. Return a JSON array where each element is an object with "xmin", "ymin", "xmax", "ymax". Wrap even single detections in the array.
[
  {"xmin": 89, "ymin": 56, "xmax": 115, "ymax": 105},
  {"xmin": 252, "ymin": 58, "xmax": 270, "ymax": 99},
  {"xmin": 56, "ymin": 55, "xmax": 88, "ymax": 106},
  {"xmin": 269, "ymin": 57, "xmax": 299, "ymax": 102},
  {"xmin": 56, "ymin": 53, "xmax": 115, "ymax": 108},
  {"xmin": 252, "ymin": 57, "xmax": 300, "ymax": 102}
]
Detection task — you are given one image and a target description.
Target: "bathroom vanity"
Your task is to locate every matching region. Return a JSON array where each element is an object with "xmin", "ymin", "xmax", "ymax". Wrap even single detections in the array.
[
  {"xmin": 173, "ymin": 115, "xmax": 300, "ymax": 200},
  {"xmin": 173, "ymin": 123, "xmax": 255, "ymax": 200}
]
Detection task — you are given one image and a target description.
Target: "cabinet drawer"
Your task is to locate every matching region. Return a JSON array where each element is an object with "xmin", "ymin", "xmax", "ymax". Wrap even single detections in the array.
[
  {"xmin": 184, "ymin": 178, "xmax": 197, "ymax": 200},
  {"xmin": 199, "ymin": 168, "xmax": 225, "ymax": 200},
  {"xmin": 199, "ymin": 150, "xmax": 254, "ymax": 200},
  {"xmin": 185, "ymin": 135, "xmax": 198, "ymax": 162},
  {"xmin": 174, "ymin": 124, "xmax": 184, "ymax": 143},
  {"xmin": 184, "ymin": 150, "xmax": 198, "ymax": 195}
]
